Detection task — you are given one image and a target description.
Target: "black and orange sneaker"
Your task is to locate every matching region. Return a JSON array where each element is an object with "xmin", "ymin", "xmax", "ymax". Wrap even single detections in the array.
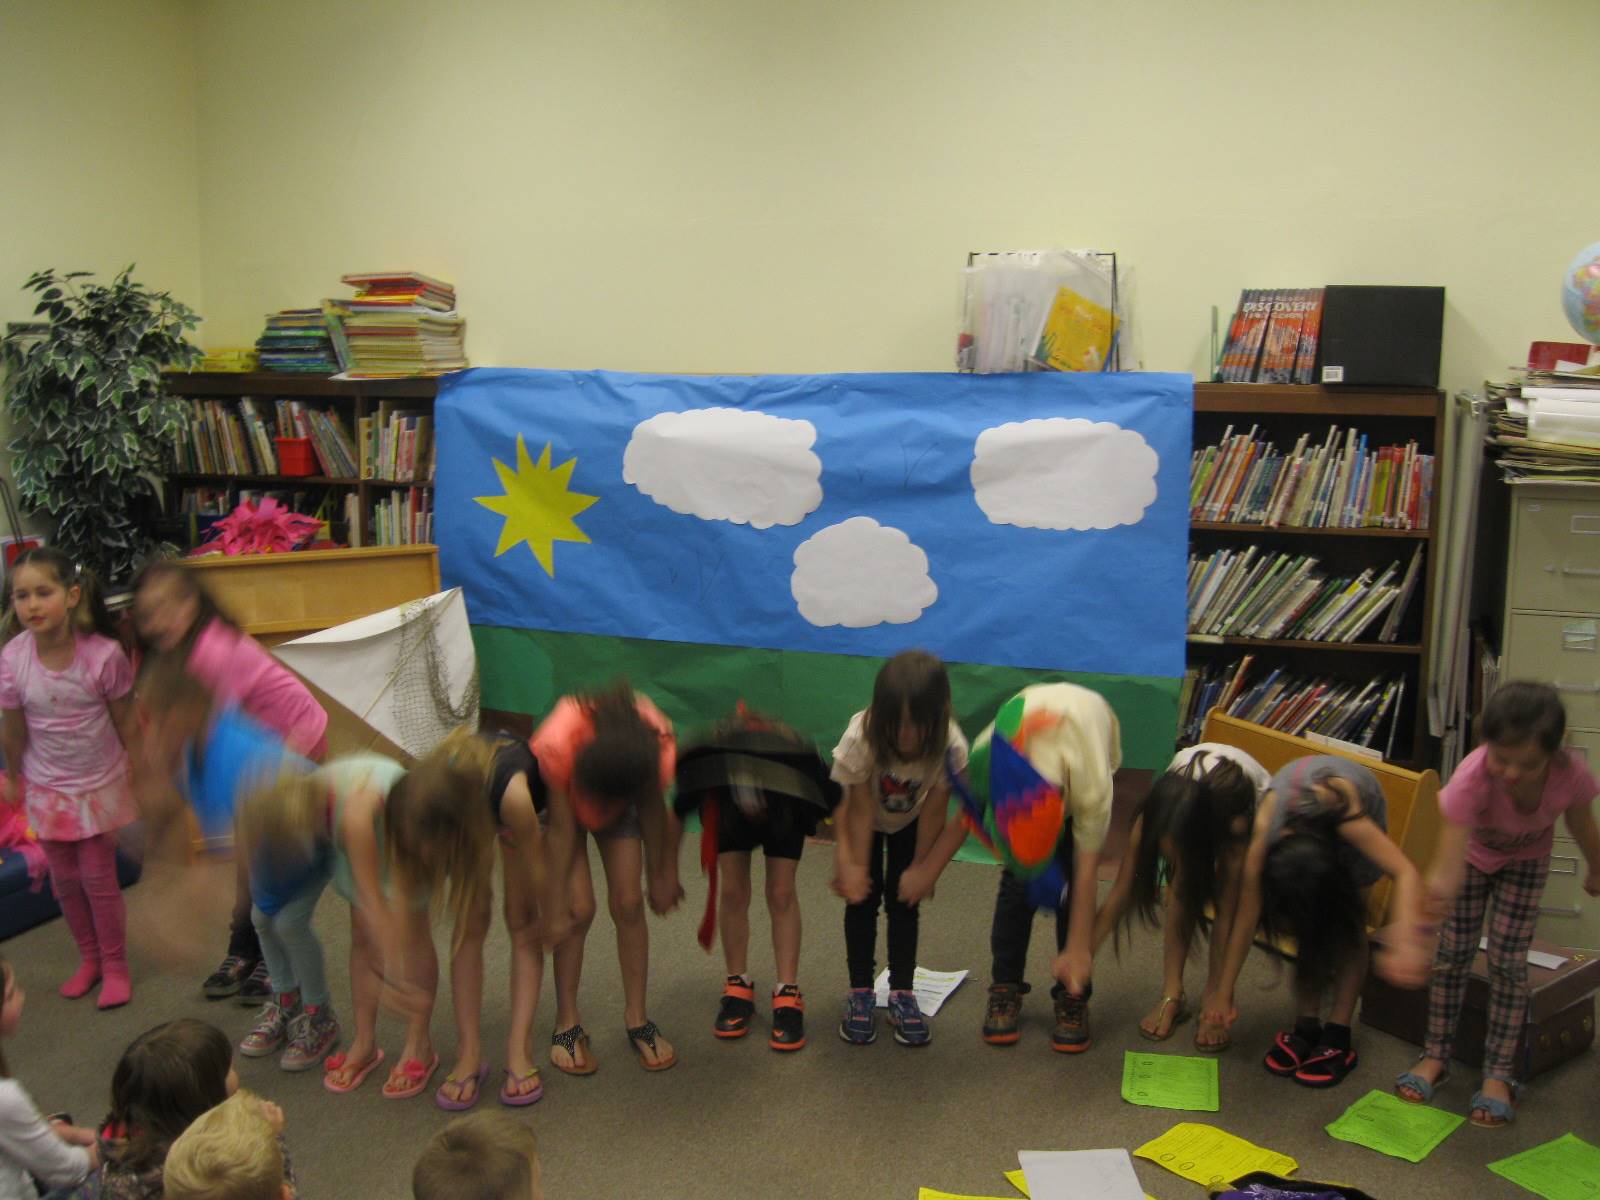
[
  {"xmin": 770, "ymin": 985, "xmax": 806, "ymax": 1052},
  {"xmin": 1051, "ymin": 986, "xmax": 1091, "ymax": 1053},
  {"xmin": 982, "ymin": 983, "xmax": 1026, "ymax": 1045},
  {"xmin": 714, "ymin": 976, "xmax": 756, "ymax": 1038}
]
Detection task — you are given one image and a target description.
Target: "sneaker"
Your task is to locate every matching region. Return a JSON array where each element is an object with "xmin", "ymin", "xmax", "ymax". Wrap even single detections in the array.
[
  {"xmin": 237, "ymin": 960, "xmax": 272, "ymax": 1007},
  {"xmin": 886, "ymin": 989, "xmax": 931, "ymax": 1047},
  {"xmin": 770, "ymin": 985, "xmax": 806, "ymax": 1052},
  {"xmin": 982, "ymin": 982, "xmax": 1027, "ymax": 1046},
  {"xmin": 714, "ymin": 976, "xmax": 756, "ymax": 1039},
  {"xmin": 281, "ymin": 1004, "xmax": 340, "ymax": 1072},
  {"xmin": 838, "ymin": 988, "xmax": 878, "ymax": 1045},
  {"xmin": 1051, "ymin": 987, "xmax": 1090, "ymax": 1053},
  {"xmin": 202, "ymin": 955, "xmax": 254, "ymax": 1000},
  {"xmin": 240, "ymin": 998, "xmax": 296, "ymax": 1059}
]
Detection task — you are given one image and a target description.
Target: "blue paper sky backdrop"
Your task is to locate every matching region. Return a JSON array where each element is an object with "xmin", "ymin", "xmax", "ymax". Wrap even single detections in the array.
[{"xmin": 436, "ymin": 368, "xmax": 1191, "ymax": 678}]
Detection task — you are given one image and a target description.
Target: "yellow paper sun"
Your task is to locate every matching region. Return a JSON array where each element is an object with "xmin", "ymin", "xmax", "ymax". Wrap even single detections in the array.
[{"xmin": 475, "ymin": 434, "xmax": 598, "ymax": 576}]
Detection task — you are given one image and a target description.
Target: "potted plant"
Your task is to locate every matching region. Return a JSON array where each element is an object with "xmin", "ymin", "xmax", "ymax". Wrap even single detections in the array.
[{"xmin": 1, "ymin": 267, "xmax": 202, "ymax": 585}]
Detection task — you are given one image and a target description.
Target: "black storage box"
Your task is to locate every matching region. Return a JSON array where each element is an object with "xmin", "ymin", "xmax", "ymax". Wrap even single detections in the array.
[{"xmin": 1318, "ymin": 284, "xmax": 1445, "ymax": 388}]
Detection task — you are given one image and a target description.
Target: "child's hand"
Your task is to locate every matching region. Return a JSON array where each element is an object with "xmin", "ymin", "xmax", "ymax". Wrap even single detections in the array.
[
  {"xmin": 1584, "ymin": 868, "xmax": 1600, "ymax": 898},
  {"xmin": 539, "ymin": 912, "xmax": 574, "ymax": 951},
  {"xmin": 1374, "ymin": 923, "xmax": 1432, "ymax": 989},
  {"xmin": 51, "ymin": 1122, "xmax": 96, "ymax": 1148},
  {"xmin": 1051, "ymin": 947, "xmax": 1092, "ymax": 996},
  {"xmin": 648, "ymin": 872, "xmax": 685, "ymax": 916},
  {"xmin": 897, "ymin": 865, "xmax": 934, "ymax": 905},
  {"xmin": 257, "ymin": 1099, "xmax": 285, "ymax": 1136},
  {"xmin": 832, "ymin": 862, "xmax": 871, "ymax": 904}
]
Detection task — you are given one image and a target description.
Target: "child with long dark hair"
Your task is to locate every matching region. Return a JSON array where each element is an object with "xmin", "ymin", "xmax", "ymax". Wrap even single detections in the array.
[
  {"xmin": 1094, "ymin": 743, "xmax": 1269, "ymax": 1050},
  {"xmin": 1396, "ymin": 682, "xmax": 1600, "ymax": 1126},
  {"xmin": 1207, "ymin": 755, "xmax": 1432, "ymax": 1088},
  {"xmin": 831, "ymin": 651, "xmax": 968, "ymax": 1047},
  {"xmin": 1, "ymin": 548, "xmax": 141, "ymax": 1009}
]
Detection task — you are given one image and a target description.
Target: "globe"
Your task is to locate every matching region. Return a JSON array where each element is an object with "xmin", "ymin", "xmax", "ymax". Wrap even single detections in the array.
[{"xmin": 1563, "ymin": 241, "xmax": 1600, "ymax": 343}]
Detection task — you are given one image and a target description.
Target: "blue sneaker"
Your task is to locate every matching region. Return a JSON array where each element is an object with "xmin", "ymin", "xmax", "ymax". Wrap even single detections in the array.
[
  {"xmin": 838, "ymin": 989, "xmax": 878, "ymax": 1045},
  {"xmin": 887, "ymin": 989, "xmax": 931, "ymax": 1047}
]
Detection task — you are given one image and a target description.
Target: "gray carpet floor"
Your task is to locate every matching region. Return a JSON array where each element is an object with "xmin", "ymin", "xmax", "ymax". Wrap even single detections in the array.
[{"xmin": 5, "ymin": 845, "xmax": 1592, "ymax": 1199}]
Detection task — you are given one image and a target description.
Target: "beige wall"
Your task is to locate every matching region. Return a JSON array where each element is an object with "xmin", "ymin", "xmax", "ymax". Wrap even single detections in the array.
[{"xmin": 187, "ymin": 0, "xmax": 1600, "ymax": 394}]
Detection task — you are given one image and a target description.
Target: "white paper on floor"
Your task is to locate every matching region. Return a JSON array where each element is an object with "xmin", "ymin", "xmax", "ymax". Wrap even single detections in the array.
[
  {"xmin": 872, "ymin": 967, "xmax": 968, "ymax": 1016},
  {"xmin": 1018, "ymin": 1149, "xmax": 1144, "ymax": 1200},
  {"xmin": 1478, "ymin": 937, "xmax": 1568, "ymax": 970}
]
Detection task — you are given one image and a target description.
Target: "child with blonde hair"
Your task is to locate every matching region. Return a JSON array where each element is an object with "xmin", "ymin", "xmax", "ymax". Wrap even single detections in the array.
[
  {"xmin": 413, "ymin": 1111, "xmax": 541, "ymax": 1200},
  {"xmin": 163, "ymin": 1090, "xmax": 294, "ymax": 1200}
]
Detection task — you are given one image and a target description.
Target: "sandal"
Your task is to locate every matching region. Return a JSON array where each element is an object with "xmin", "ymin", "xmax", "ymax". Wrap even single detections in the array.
[
  {"xmin": 1137, "ymin": 994, "xmax": 1191, "ymax": 1042},
  {"xmin": 435, "ymin": 1063, "xmax": 490, "ymax": 1112},
  {"xmin": 1194, "ymin": 1013, "xmax": 1231, "ymax": 1054},
  {"xmin": 323, "ymin": 1048, "xmax": 386, "ymax": 1095},
  {"xmin": 1394, "ymin": 1059, "xmax": 1448, "ymax": 1105},
  {"xmin": 499, "ymin": 1067, "xmax": 545, "ymax": 1108},
  {"xmin": 626, "ymin": 1019, "xmax": 678, "ymax": 1072},
  {"xmin": 1469, "ymin": 1078, "xmax": 1520, "ymax": 1128},
  {"xmin": 383, "ymin": 1052, "xmax": 440, "ymax": 1101},
  {"xmin": 1263, "ymin": 1030, "xmax": 1313, "ymax": 1077},
  {"xmin": 1293, "ymin": 1043, "xmax": 1358, "ymax": 1088},
  {"xmin": 551, "ymin": 1025, "xmax": 597, "ymax": 1076}
]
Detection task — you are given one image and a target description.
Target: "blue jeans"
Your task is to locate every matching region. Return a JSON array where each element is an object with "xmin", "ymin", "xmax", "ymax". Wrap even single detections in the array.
[{"xmin": 252, "ymin": 864, "xmax": 331, "ymax": 1009}]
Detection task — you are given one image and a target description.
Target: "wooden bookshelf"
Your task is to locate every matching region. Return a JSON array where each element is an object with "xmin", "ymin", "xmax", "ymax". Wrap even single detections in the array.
[
  {"xmin": 161, "ymin": 371, "xmax": 438, "ymax": 549},
  {"xmin": 1185, "ymin": 383, "xmax": 1445, "ymax": 767}
]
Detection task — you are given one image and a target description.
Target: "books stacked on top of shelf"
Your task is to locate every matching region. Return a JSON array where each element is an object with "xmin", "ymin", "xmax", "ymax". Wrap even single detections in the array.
[
  {"xmin": 196, "ymin": 347, "xmax": 259, "ymax": 372},
  {"xmin": 371, "ymin": 487, "xmax": 432, "ymax": 546},
  {"xmin": 176, "ymin": 397, "xmax": 280, "ymax": 475},
  {"xmin": 273, "ymin": 400, "xmax": 359, "ymax": 477},
  {"xmin": 1187, "ymin": 542, "xmax": 1424, "ymax": 644},
  {"xmin": 358, "ymin": 402, "xmax": 433, "ymax": 482},
  {"xmin": 1216, "ymin": 288, "xmax": 1325, "ymax": 383},
  {"xmin": 1487, "ymin": 347, "xmax": 1600, "ymax": 483},
  {"xmin": 1191, "ymin": 423, "xmax": 1434, "ymax": 529},
  {"xmin": 256, "ymin": 309, "xmax": 339, "ymax": 372},
  {"xmin": 1178, "ymin": 656, "xmax": 1407, "ymax": 757},
  {"xmin": 325, "ymin": 272, "xmax": 467, "ymax": 378}
]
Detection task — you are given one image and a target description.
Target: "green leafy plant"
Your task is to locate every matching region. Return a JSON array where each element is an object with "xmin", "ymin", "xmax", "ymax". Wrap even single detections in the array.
[{"xmin": 1, "ymin": 267, "xmax": 202, "ymax": 584}]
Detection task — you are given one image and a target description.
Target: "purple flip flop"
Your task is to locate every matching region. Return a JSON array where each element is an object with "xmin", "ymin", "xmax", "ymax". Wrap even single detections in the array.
[
  {"xmin": 499, "ymin": 1067, "xmax": 544, "ymax": 1107},
  {"xmin": 434, "ymin": 1064, "xmax": 491, "ymax": 1112}
]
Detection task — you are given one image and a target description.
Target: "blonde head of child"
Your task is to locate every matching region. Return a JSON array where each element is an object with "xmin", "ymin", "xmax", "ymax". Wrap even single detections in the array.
[
  {"xmin": 2, "ymin": 547, "xmax": 118, "ymax": 646},
  {"xmin": 413, "ymin": 1110, "xmax": 541, "ymax": 1200},
  {"xmin": 864, "ymin": 649, "xmax": 952, "ymax": 764},
  {"xmin": 236, "ymin": 768, "xmax": 330, "ymax": 879},
  {"xmin": 163, "ymin": 1089, "xmax": 288, "ymax": 1200}
]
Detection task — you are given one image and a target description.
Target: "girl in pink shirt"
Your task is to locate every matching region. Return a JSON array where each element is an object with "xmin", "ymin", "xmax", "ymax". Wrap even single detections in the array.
[
  {"xmin": 1397, "ymin": 682, "xmax": 1600, "ymax": 1127},
  {"xmin": 131, "ymin": 559, "xmax": 330, "ymax": 1006},
  {"xmin": 0, "ymin": 550, "xmax": 141, "ymax": 1009}
]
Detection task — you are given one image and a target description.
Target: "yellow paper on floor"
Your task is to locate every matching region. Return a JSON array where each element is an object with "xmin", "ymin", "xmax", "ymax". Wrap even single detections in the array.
[
  {"xmin": 1134, "ymin": 1122, "xmax": 1297, "ymax": 1190},
  {"xmin": 918, "ymin": 1191, "xmax": 1015, "ymax": 1200},
  {"xmin": 1002, "ymin": 1169, "xmax": 1155, "ymax": 1200}
]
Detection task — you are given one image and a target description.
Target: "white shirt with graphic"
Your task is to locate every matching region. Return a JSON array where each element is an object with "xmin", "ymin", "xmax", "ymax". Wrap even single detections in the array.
[{"xmin": 830, "ymin": 711, "xmax": 970, "ymax": 834}]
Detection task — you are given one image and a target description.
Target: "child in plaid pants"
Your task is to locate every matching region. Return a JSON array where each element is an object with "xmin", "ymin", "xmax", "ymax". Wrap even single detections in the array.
[{"xmin": 1396, "ymin": 682, "xmax": 1600, "ymax": 1127}]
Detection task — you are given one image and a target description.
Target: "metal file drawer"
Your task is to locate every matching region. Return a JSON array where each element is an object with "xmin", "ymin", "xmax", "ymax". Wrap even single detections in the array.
[
  {"xmin": 1504, "ymin": 613, "xmax": 1600, "ymax": 729},
  {"xmin": 1566, "ymin": 728, "xmax": 1599, "ymax": 771},
  {"xmin": 1510, "ymin": 493, "xmax": 1600, "ymax": 613},
  {"xmin": 1536, "ymin": 845, "xmax": 1600, "ymax": 950}
]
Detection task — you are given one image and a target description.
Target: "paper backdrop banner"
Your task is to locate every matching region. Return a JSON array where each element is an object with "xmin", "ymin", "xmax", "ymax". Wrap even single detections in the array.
[
  {"xmin": 435, "ymin": 368, "xmax": 1191, "ymax": 679},
  {"xmin": 272, "ymin": 588, "xmax": 479, "ymax": 758}
]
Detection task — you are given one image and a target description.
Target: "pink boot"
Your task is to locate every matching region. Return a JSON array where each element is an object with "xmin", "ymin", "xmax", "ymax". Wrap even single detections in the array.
[
  {"xmin": 97, "ymin": 968, "xmax": 131, "ymax": 1010},
  {"xmin": 79, "ymin": 834, "xmax": 130, "ymax": 1011},
  {"xmin": 61, "ymin": 959, "xmax": 101, "ymax": 1000},
  {"xmin": 40, "ymin": 840, "xmax": 101, "ymax": 1000}
]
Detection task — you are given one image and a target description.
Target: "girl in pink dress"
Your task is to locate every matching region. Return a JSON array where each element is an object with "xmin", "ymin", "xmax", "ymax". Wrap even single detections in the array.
[
  {"xmin": 0, "ymin": 549, "xmax": 141, "ymax": 1009},
  {"xmin": 131, "ymin": 559, "xmax": 329, "ymax": 1004}
]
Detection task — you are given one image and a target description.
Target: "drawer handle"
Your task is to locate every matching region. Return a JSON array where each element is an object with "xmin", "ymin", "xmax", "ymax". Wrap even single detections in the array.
[
  {"xmin": 1551, "ymin": 855, "xmax": 1579, "ymax": 875},
  {"xmin": 1540, "ymin": 904, "xmax": 1581, "ymax": 917},
  {"xmin": 1560, "ymin": 564, "xmax": 1600, "ymax": 577},
  {"xmin": 1554, "ymin": 682, "xmax": 1600, "ymax": 695}
]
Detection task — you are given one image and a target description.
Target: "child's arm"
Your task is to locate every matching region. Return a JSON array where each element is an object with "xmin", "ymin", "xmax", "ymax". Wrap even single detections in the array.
[
  {"xmin": 1206, "ymin": 841, "xmax": 1248, "ymax": 987},
  {"xmin": 1206, "ymin": 797, "xmax": 1277, "ymax": 1028},
  {"xmin": 1052, "ymin": 845, "xmax": 1102, "ymax": 994},
  {"xmin": 832, "ymin": 783, "xmax": 875, "ymax": 903},
  {"xmin": 1341, "ymin": 816, "xmax": 1431, "ymax": 988},
  {"xmin": 108, "ymin": 694, "xmax": 143, "ymax": 776},
  {"xmin": 1, "ymin": 708, "xmax": 25, "ymax": 801},
  {"xmin": 1423, "ymin": 819, "xmax": 1472, "ymax": 915},
  {"xmin": 898, "ymin": 785, "xmax": 968, "ymax": 904},
  {"xmin": 1565, "ymin": 800, "xmax": 1600, "ymax": 897},
  {"xmin": 339, "ymin": 788, "xmax": 408, "ymax": 982},
  {"xmin": 1091, "ymin": 817, "xmax": 1142, "ymax": 953},
  {"xmin": 500, "ymin": 775, "xmax": 548, "ymax": 921},
  {"xmin": 638, "ymin": 789, "xmax": 683, "ymax": 916},
  {"xmin": 537, "ymin": 786, "xmax": 578, "ymax": 949}
]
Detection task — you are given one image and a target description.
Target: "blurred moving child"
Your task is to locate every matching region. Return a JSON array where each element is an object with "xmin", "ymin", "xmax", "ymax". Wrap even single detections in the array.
[
  {"xmin": 164, "ymin": 1089, "xmax": 295, "ymax": 1200},
  {"xmin": 413, "ymin": 1111, "xmax": 541, "ymax": 1200},
  {"xmin": 1396, "ymin": 682, "xmax": 1600, "ymax": 1126},
  {"xmin": 669, "ymin": 707, "xmax": 840, "ymax": 1051},
  {"xmin": 1, "ymin": 548, "xmax": 141, "ymax": 1008},
  {"xmin": 831, "ymin": 651, "xmax": 968, "ymax": 1048},
  {"xmin": 386, "ymin": 729, "xmax": 571, "ymax": 1110},
  {"xmin": 1095, "ymin": 742, "xmax": 1269, "ymax": 1049},
  {"xmin": 132, "ymin": 559, "xmax": 328, "ymax": 1006},
  {"xmin": 0, "ymin": 954, "xmax": 98, "ymax": 1197},
  {"xmin": 1208, "ymin": 754, "xmax": 1432, "ymax": 1088},
  {"xmin": 901, "ymin": 682, "xmax": 1119, "ymax": 1053},
  {"xmin": 532, "ymin": 682, "xmax": 680, "ymax": 1074}
]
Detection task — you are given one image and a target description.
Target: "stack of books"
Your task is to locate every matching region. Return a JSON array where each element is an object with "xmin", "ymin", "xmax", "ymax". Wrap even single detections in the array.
[
  {"xmin": 1179, "ymin": 656, "xmax": 1406, "ymax": 756},
  {"xmin": 1191, "ymin": 423, "xmax": 1434, "ymax": 529},
  {"xmin": 1488, "ymin": 353, "xmax": 1600, "ymax": 483},
  {"xmin": 325, "ymin": 272, "xmax": 468, "ymax": 377},
  {"xmin": 1188, "ymin": 543, "xmax": 1423, "ymax": 644},
  {"xmin": 1216, "ymin": 288, "xmax": 1325, "ymax": 383},
  {"xmin": 196, "ymin": 347, "xmax": 259, "ymax": 373},
  {"xmin": 256, "ymin": 309, "xmax": 339, "ymax": 372}
]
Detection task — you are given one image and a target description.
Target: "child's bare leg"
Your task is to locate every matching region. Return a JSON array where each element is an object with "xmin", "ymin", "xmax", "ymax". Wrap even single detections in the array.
[
  {"xmin": 765, "ymin": 856, "xmax": 801, "ymax": 985},
  {"xmin": 1141, "ymin": 892, "xmax": 1191, "ymax": 1037},
  {"xmin": 719, "ymin": 853, "xmax": 753, "ymax": 977},
  {"xmin": 598, "ymin": 833, "xmax": 673, "ymax": 1066},
  {"xmin": 384, "ymin": 911, "xmax": 437, "ymax": 1093},
  {"xmin": 439, "ymin": 888, "xmax": 493, "ymax": 1104},
  {"xmin": 503, "ymin": 847, "xmax": 543, "ymax": 1096},
  {"xmin": 550, "ymin": 838, "xmax": 596, "ymax": 1070},
  {"xmin": 1328, "ymin": 931, "xmax": 1368, "ymax": 1028},
  {"xmin": 328, "ymin": 912, "xmax": 381, "ymax": 1088}
]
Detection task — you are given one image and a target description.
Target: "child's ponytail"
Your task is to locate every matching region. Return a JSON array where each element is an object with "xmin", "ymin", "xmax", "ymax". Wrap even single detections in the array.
[{"xmin": 1259, "ymin": 828, "xmax": 1367, "ymax": 995}]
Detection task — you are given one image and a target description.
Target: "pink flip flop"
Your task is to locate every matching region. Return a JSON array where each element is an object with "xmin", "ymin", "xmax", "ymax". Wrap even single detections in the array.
[
  {"xmin": 499, "ymin": 1067, "xmax": 544, "ymax": 1108},
  {"xmin": 435, "ymin": 1064, "xmax": 491, "ymax": 1112},
  {"xmin": 323, "ymin": 1048, "xmax": 386, "ymax": 1095},
  {"xmin": 383, "ymin": 1052, "xmax": 440, "ymax": 1101}
]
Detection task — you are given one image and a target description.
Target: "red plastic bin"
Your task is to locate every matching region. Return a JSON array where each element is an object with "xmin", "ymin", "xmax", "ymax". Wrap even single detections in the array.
[{"xmin": 274, "ymin": 437, "xmax": 317, "ymax": 476}]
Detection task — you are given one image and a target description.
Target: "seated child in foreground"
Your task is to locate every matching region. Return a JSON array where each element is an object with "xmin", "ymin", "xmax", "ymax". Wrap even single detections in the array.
[
  {"xmin": 413, "ymin": 1110, "xmax": 542, "ymax": 1200},
  {"xmin": 162, "ymin": 1090, "xmax": 296, "ymax": 1200}
]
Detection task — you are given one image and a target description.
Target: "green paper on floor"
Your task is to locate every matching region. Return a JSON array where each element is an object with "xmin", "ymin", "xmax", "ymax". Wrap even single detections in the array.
[
  {"xmin": 1325, "ymin": 1089, "xmax": 1464, "ymax": 1163},
  {"xmin": 1121, "ymin": 1051, "xmax": 1220, "ymax": 1111},
  {"xmin": 1488, "ymin": 1133, "xmax": 1600, "ymax": 1200}
]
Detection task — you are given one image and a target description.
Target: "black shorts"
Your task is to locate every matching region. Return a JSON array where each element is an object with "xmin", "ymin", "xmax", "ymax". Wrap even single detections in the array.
[
  {"xmin": 489, "ymin": 737, "xmax": 546, "ymax": 819},
  {"xmin": 712, "ymin": 789, "xmax": 810, "ymax": 861}
]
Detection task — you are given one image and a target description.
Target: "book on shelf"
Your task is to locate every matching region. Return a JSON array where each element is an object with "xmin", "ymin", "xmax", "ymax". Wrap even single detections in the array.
[
  {"xmin": 1179, "ymin": 657, "xmax": 1406, "ymax": 754},
  {"xmin": 360, "ymin": 402, "xmax": 433, "ymax": 482},
  {"xmin": 1187, "ymin": 544, "xmax": 1418, "ymax": 643},
  {"xmin": 370, "ymin": 487, "xmax": 433, "ymax": 546},
  {"xmin": 1215, "ymin": 288, "xmax": 1325, "ymax": 383},
  {"xmin": 1190, "ymin": 422, "xmax": 1433, "ymax": 529}
]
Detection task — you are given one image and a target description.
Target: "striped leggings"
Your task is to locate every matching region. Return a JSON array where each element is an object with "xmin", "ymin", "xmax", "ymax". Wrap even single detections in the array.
[{"xmin": 1424, "ymin": 855, "xmax": 1549, "ymax": 1082}]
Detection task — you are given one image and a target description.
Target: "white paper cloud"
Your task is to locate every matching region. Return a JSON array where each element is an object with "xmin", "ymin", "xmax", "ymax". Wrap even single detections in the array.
[
  {"xmin": 623, "ymin": 407, "xmax": 822, "ymax": 528},
  {"xmin": 790, "ymin": 517, "xmax": 937, "ymax": 628},
  {"xmin": 971, "ymin": 417, "xmax": 1158, "ymax": 530}
]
